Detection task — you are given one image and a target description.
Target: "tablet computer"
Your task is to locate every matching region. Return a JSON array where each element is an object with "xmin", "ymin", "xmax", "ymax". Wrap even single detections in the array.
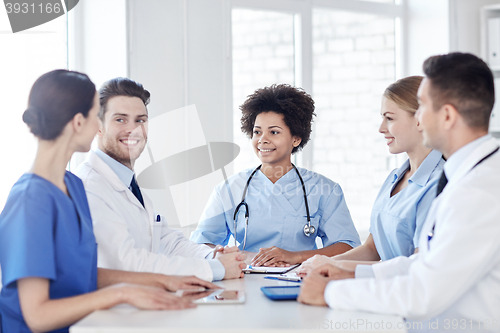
[
  {"xmin": 176, "ymin": 289, "xmax": 245, "ymax": 304},
  {"xmin": 261, "ymin": 286, "xmax": 301, "ymax": 300}
]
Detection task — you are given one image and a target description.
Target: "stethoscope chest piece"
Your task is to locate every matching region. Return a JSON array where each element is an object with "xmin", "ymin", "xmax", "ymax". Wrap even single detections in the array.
[{"xmin": 303, "ymin": 223, "xmax": 316, "ymax": 237}]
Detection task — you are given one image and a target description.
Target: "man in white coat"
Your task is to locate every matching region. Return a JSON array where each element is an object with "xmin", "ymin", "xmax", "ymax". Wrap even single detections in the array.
[
  {"xmin": 76, "ymin": 77, "xmax": 246, "ymax": 282},
  {"xmin": 298, "ymin": 52, "xmax": 500, "ymax": 331}
]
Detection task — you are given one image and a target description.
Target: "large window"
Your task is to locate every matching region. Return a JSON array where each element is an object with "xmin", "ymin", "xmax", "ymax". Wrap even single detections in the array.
[
  {"xmin": 232, "ymin": 8, "xmax": 296, "ymax": 172},
  {"xmin": 312, "ymin": 8, "xmax": 397, "ymax": 237},
  {"xmin": 0, "ymin": 0, "xmax": 127, "ymax": 210},
  {"xmin": 231, "ymin": 1, "xmax": 404, "ymax": 240},
  {"xmin": 0, "ymin": 11, "xmax": 68, "ymax": 209}
]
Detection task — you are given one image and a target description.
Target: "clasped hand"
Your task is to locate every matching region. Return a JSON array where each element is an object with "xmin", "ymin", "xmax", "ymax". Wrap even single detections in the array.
[{"xmin": 251, "ymin": 246, "xmax": 300, "ymax": 267}]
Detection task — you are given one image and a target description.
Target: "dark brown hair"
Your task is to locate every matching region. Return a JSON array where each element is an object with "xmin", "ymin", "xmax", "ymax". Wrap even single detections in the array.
[
  {"xmin": 383, "ymin": 76, "xmax": 423, "ymax": 114},
  {"xmin": 22, "ymin": 69, "xmax": 96, "ymax": 140},
  {"xmin": 240, "ymin": 84, "xmax": 316, "ymax": 154},
  {"xmin": 423, "ymin": 52, "xmax": 494, "ymax": 130},
  {"xmin": 98, "ymin": 77, "xmax": 150, "ymax": 121}
]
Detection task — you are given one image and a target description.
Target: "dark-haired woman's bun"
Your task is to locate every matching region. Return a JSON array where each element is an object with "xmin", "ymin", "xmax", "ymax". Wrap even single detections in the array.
[
  {"xmin": 23, "ymin": 69, "xmax": 96, "ymax": 141},
  {"xmin": 22, "ymin": 106, "xmax": 46, "ymax": 139}
]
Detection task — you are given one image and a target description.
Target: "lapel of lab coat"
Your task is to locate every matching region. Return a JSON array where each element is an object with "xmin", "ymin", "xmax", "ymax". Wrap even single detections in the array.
[
  {"xmin": 87, "ymin": 150, "xmax": 147, "ymax": 211},
  {"xmin": 444, "ymin": 137, "xmax": 499, "ymax": 194},
  {"xmin": 420, "ymin": 137, "xmax": 500, "ymax": 253}
]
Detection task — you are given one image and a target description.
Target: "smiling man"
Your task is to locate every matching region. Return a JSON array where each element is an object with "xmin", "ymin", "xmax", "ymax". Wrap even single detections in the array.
[{"xmin": 75, "ymin": 78, "xmax": 246, "ymax": 282}]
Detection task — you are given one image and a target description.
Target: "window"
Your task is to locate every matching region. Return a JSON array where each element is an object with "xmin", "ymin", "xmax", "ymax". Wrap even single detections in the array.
[
  {"xmin": 312, "ymin": 8, "xmax": 397, "ymax": 237},
  {"xmin": 0, "ymin": 11, "xmax": 68, "ymax": 209},
  {"xmin": 231, "ymin": 0, "xmax": 404, "ymax": 240},
  {"xmin": 232, "ymin": 8, "xmax": 296, "ymax": 172}
]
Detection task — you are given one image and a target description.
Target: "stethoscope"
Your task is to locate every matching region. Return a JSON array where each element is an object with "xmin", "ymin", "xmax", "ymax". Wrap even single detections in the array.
[{"xmin": 232, "ymin": 163, "xmax": 314, "ymax": 251}]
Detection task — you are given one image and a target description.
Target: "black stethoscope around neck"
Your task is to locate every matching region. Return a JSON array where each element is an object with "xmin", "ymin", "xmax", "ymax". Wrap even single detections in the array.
[{"xmin": 232, "ymin": 163, "xmax": 314, "ymax": 251}]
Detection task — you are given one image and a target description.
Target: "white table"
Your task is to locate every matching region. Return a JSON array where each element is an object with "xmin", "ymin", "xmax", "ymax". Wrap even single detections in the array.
[{"xmin": 71, "ymin": 274, "xmax": 406, "ymax": 333}]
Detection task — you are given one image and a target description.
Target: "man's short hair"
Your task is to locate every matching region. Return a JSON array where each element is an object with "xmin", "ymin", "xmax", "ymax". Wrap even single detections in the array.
[
  {"xmin": 98, "ymin": 77, "xmax": 150, "ymax": 121},
  {"xmin": 423, "ymin": 52, "xmax": 495, "ymax": 130}
]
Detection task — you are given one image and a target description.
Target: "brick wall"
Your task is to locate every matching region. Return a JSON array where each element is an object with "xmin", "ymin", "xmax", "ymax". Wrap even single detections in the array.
[
  {"xmin": 311, "ymin": 9, "xmax": 398, "ymax": 238},
  {"xmin": 232, "ymin": 9, "xmax": 295, "ymax": 171}
]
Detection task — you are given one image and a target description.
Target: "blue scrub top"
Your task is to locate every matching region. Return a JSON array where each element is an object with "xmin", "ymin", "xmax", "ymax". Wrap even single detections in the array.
[
  {"xmin": 370, "ymin": 149, "xmax": 444, "ymax": 260},
  {"xmin": 0, "ymin": 172, "xmax": 98, "ymax": 333},
  {"xmin": 190, "ymin": 166, "xmax": 361, "ymax": 253}
]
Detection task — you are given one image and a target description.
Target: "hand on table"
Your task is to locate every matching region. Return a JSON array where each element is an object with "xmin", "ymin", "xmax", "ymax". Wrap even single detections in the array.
[
  {"xmin": 296, "ymin": 255, "xmax": 336, "ymax": 277},
  {"xmin": 159, "ymin": 275, "xmax": 220, "ymax": 292},
  {"xmin": 297, "ymin": 264, "xmax": 354, "ymax": 306},
  {"xmin": 109, "ymin": 283, "xmax": 196, "ymax": 310},
  {"xmin": 251, "ymin": 246, "xmax": 300, "ymax": 267}
]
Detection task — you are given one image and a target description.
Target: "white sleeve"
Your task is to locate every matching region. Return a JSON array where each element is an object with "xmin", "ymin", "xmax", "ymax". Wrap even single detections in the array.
[
  {"xmin": 324, "ymin": 185, "xmax": 500, "ymax": 320},
  {"xmin": 88, "ymin": 193, "xmax": 214, "ymax": 281},
  {"xmin": 372, "ymin": 254, "xmax": 418, "ymax": 280},
  {"xmin": 157, "ymin": 216, "xmax": 213, "ymax": 259}
]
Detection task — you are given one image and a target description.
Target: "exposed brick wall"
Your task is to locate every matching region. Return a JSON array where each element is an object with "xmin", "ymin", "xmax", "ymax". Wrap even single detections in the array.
[
  {"xmin": 311, "ymin": 9, "xmax": 398, "ymax": 239},
  {"xmin": 232, "ymin": 9, "xmax": 296, "ymax": 172}
]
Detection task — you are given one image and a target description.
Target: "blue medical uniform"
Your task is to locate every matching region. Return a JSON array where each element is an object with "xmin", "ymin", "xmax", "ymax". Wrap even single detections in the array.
[
  {"xmin": 190, "ymin": 166, "xmax": 361, "ymax": 253},
  {"xmin": 0, "ymin": 172, "xmax": 98, "ymax": 333},
  {"xmin": 370, "ymin": 149, "xmax": 444, "ymax": 260}
]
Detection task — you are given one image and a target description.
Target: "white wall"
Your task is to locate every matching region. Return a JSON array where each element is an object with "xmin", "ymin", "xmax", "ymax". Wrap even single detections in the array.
[
  {"xmin": 128, "ymin": 0, "xmax": 233, "ymax": 234},
  {"xmin": 449, "ymin": 0, "xmax": 500, "ymax": 56},
  {"xmin": 406, "ymin": 0, "xmax": 449, "ymax": 76},
  {"xmin": 128, "ymin": 0, "xmax": 232, "ymax": 142},
  {"xmin": 68, "ymin": 0, "xmax": 128, "ymax": 169},
  {"xmin": 69, "ymin": 0, "xmax": 127, "ymax": 89}
]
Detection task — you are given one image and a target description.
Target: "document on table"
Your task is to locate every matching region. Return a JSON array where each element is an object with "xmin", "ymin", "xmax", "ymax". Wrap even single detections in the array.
[{"xmin": 242, "ymin": 264, "xmax": 300, "ymax": 274}]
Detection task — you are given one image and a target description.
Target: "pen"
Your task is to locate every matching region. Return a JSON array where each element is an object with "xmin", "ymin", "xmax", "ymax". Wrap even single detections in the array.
[
  {"xmin": 156, "ymin": 215, "xmax": 161, "ymax": 222},
  {"xmin": 264, "ymin": 276, "xmax": 302, "ymax": 282}
]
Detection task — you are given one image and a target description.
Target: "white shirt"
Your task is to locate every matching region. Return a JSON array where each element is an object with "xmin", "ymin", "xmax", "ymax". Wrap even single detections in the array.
[{"xmin": 324, "ymin": 136, "xmax": 500, "ymax": 330}]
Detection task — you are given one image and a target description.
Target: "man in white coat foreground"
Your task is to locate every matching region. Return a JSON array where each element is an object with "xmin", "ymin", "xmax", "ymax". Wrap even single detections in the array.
[
  {"xmin": 298, "ymin": 52, "xmax": 500, "ymax": 331},
  {"xmin": 76, "ymin": 78, "xmax": 246, "ymax": 282}
]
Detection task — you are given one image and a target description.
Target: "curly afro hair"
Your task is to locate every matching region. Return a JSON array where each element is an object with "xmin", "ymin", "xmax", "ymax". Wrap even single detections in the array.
[{"xmin": 240, "ymin": 84, "xmax": 316, "ymax": 154}]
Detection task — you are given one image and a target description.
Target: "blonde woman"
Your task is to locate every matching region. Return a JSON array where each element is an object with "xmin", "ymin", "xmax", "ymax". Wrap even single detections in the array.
[{"xmin": 298, "ymin": 76, "xmax": 444, "ymax": 277}]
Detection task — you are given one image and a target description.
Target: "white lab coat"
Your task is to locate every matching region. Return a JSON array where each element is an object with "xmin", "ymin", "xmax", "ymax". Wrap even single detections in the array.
[
  {"xmin": 325, "ymin": 137, "xmax": 500, "ymax": 327},
  {"xmin": 75, "ymin": 151, "xmax": 215, "ymax": 281}
]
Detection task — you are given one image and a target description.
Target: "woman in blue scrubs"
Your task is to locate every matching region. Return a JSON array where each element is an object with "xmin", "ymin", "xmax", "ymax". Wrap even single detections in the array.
[
  {"xmin": 191, "ymin": 84, "xmax": 360, "ymax": 267},
  {"xmin": 298, "ymin": 76, "xmax": 444, "ymax": 275},
  {"xmin": 0, "ymin": 70, "xmax": 215, "ymax": 333}
]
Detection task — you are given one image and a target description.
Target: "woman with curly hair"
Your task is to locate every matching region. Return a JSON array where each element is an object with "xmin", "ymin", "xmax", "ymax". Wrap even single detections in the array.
[{"xmin": 191, "ymin": 84, "xmax": 360, "ymax": 267}]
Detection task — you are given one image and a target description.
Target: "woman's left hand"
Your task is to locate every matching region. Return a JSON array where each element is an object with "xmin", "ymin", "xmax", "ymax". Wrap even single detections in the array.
[
  {"xmin": 160, "ymin": 275, "xmax": 220, "ymax": 292},
  {"xmin": 251, "ymin": 246, "xmax": 301, "ymax": 267}
]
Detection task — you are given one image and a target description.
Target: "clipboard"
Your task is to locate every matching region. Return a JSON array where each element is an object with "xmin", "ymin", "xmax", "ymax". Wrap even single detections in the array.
[{"xmin": 242, "ymin": 263, "xmax": 300, "ymax": 274}]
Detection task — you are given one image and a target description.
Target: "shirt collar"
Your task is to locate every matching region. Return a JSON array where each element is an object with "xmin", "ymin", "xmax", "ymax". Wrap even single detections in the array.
[
  {"xmin": 444, "ymin": 135, "xmax": 491, "ymax": 181},
  {"xmin": 392, "ymin": 159, "xmax": 410, "ymax": 184},
  {"xmin": 94, "ymin": 148, "xmax": 135, "ymax": 188},
  {"xmin": 408, "ymin": 149, "xmax": 443, "ymax": 187},
  {"xmin": 391, "ymin": 149, "xmax": 443, "ymax": 187}
]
